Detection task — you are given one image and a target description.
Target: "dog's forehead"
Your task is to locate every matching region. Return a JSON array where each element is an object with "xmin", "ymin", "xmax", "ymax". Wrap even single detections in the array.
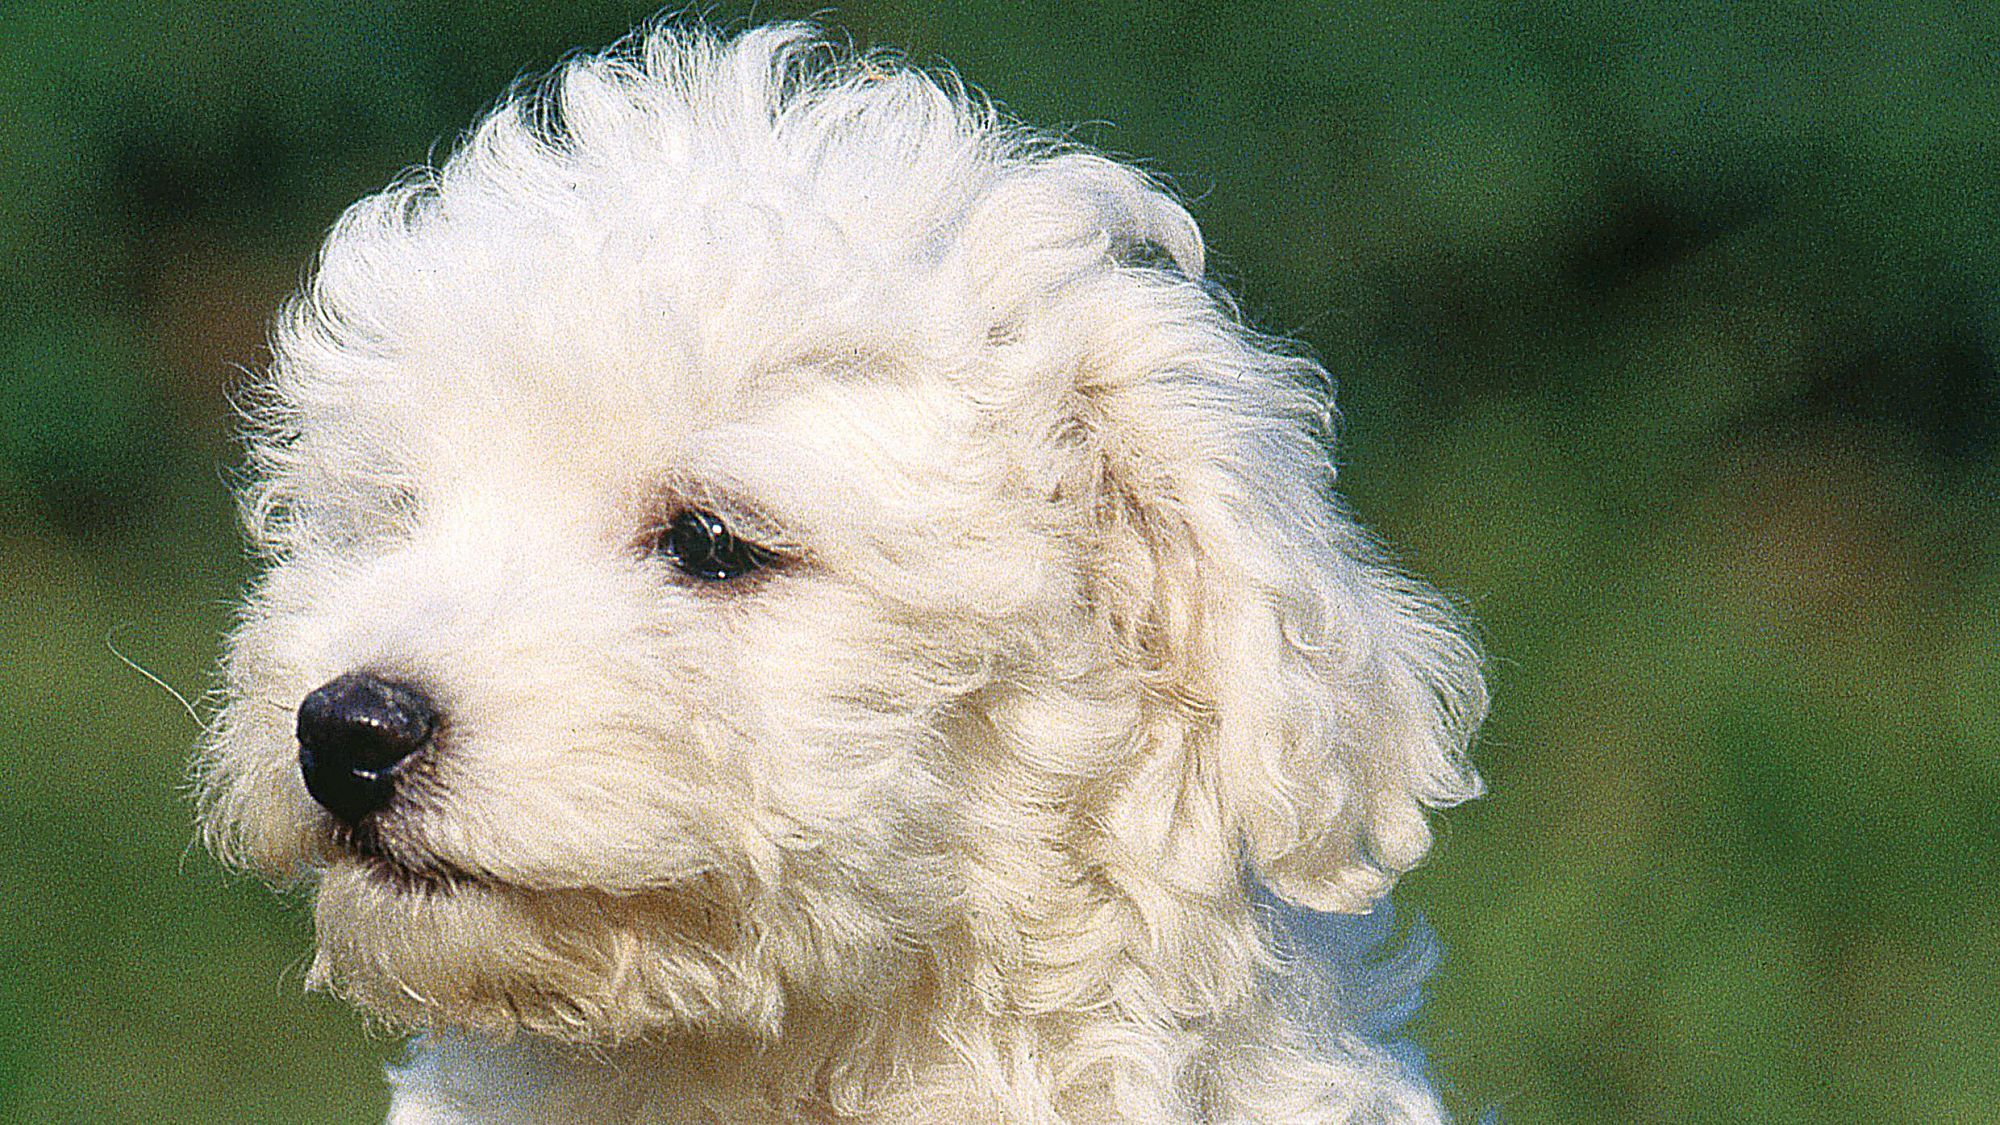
[
  {"xmin": 362, "ymin": 329, "xmax": 990, "ymax": 521},
  {"xmin": 385, "ymin": 157, "xmax": 972, "ymax": 366},
  {"xmin": 356, "ymin": 201, "xmax": 977, "ymax": 440}
]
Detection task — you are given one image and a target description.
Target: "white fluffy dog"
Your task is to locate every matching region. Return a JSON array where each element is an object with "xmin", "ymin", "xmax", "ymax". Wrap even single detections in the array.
[{"xmin": 197, "ymin": 23, "xmax": 1484, "ymax": 1125}]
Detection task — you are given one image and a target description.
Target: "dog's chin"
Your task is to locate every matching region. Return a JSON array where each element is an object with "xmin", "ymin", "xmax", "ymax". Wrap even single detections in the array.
[
  {"xmin": 327, "ymin": 821, "xmax": 510, "ymax": 899},
  {"xmin": 306, "ymin": 858, "xmax": 789, "ymax": 1044}
]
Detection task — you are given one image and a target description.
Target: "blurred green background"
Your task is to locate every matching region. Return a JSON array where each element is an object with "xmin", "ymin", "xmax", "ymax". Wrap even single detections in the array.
[{"xmin": 4, "ymin": 2, "xmax": 1996, "ymax": 1122}]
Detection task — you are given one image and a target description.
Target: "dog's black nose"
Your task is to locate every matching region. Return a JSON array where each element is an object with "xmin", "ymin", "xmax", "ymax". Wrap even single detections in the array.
[{"xmin": 297, "ymin": 673, "xmax": 437, "ymax": 825}]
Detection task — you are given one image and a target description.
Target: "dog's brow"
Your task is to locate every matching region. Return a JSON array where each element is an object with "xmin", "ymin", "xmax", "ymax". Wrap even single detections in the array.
[
  {"xmin": 645, "ymin": 467, "xmax": 800, "ymax": 550},
  {"xmin": 783, "ymin": 345, "xmax": 903, "ymax": 383}
]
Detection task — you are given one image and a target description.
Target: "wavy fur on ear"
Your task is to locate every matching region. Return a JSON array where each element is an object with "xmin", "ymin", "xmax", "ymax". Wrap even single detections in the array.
[
  {"xmin": 1022, "ymin": 224, "xmax": 1487, "ymax": 914},
  {"xmin": 946, "ymin": 137, "xmax": 1483, "ymax": 913}
]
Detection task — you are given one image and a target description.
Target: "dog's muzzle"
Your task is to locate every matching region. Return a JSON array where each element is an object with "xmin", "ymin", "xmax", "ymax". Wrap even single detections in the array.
[{"xmin": 296, "ymin": 673, "xmax": 437, "ymax": 825}]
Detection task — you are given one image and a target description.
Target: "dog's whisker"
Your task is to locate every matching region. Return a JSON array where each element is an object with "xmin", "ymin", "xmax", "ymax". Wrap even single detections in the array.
[{"xmin": 106, "ymin": 625, "xmax": 202, "ymax": 727}]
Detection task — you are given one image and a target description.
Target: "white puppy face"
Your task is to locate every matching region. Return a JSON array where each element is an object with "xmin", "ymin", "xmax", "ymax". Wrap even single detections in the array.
[
  {"xmin": 198, "ymin": 25, "xmax": 1482, "ymax": 1049},
  {"xmin": 209, "ymin": 304, "xmax": 1067, "ymax": 1038}
]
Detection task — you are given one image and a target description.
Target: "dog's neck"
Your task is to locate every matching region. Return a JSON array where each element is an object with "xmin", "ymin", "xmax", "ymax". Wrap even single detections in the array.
[
  {"xmin": 383, "ymin": 956, "xmax": 954, "ymax": 1124},
  {"xmin": 388, "ymin": 1024, "xmax": 852, "ymax": 1124},
  {"xmin": 379, "ymin": 917, "xmax": 1442, "ymax": 1125},
  {"xmin": 385, "ymin": 994, "xmax": 1441, "ymax": 1125}
]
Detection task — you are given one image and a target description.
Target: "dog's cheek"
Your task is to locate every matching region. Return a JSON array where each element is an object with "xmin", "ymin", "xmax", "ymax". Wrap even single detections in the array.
[{"xmin": 714, "ymin": 580, "xmax": 969, "ymax": 914}]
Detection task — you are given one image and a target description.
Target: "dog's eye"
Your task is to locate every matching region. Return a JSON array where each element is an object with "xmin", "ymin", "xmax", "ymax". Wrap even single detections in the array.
[{"xmin": 655, "ymin": 509, "xmax": 776, "ymax": 581}]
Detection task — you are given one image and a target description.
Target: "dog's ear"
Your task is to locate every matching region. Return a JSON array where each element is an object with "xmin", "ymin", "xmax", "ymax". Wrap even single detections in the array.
[
  {"xmin": 993, "ymin": 167, "xmax": 1485, "ymax": 913},
  {"xmin": 1089, "ymin": 333, "xmax": 1483, "ymax": 913}
]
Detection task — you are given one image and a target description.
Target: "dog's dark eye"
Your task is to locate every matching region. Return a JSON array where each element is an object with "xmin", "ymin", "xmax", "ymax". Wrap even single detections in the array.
[{"xmin": 656, "ymin": 509, "xmax": 776, "ymax": 581}]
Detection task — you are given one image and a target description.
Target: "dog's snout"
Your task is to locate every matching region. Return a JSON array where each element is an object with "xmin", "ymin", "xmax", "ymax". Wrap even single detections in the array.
[{"xmin": 297, "ymin": 673, "xmax": 438, "ymax": 825}]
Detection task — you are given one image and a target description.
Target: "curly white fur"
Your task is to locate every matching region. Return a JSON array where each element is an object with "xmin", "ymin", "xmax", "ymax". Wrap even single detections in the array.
[{"xmin": 196, "ymin": 23, "xmax": 1484, "ymax": 1124}]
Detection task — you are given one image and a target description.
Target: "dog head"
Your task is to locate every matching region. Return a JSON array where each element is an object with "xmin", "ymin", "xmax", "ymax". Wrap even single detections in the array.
[{"xmin": 197, "ymin": 24, "xmax": 1482, "ymax": 1049}]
